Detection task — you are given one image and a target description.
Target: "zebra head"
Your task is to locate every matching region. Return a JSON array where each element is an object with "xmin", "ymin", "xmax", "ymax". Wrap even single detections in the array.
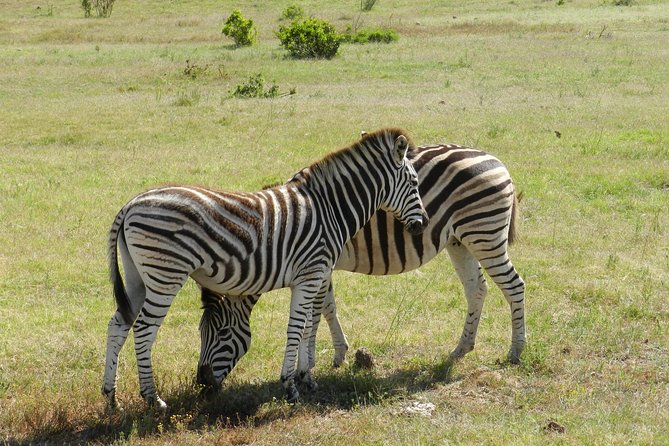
[
  {"xmin": 197, "ymin": 289, "xmax": 258, "ymax": 390},
  {"xmin": 377, "ymin": 131, "xmax": 429, "ymax": 235}
]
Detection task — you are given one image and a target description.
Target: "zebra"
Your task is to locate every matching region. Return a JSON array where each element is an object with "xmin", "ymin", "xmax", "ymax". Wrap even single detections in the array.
[
  {"xmin": 197, "ymin": 141, "xmax": 525, "ymax": 389},
  {"xmin": 102, "ymin": 128, "xmax": 428, "ymax": 410},
  {"xmin": 321, "ymin": 142, "xmax": 525, "ymax": 367}
]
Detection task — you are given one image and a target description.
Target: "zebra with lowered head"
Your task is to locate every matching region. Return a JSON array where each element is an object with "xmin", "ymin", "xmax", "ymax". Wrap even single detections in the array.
[
  {"xmin": 197, "ymin": 140, "xmax": 525, "ymax": 389},
  {"xmin": 102, "ymin": 128, "xmax": 427, "ymax": 410}
]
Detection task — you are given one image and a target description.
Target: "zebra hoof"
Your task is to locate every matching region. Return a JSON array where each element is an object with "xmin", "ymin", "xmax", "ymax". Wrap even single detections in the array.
[
  {"xmin": 304, "ymin": 376, "xmax": 318, "ymax": 392},
  {"xmin": 297, "ymin": 370, "xmax": 318, "ymax": 392},
  {"xmin": 102, "ymin": 388, "xmax": 123, "ymax": 413},
  {"xmin": 146, "ymin": 395, "xmax": 168, "ymax": 412},
  {"xmin": 285, "ymin": 383, "xmax": 300, "ymax": 404},
  {"xmin": 448, "ymin": 343, "xmax": 474, "ymax": 361},
  {"xmin": 332, "ymin": 346, "xmax": 348, "ymax": 368},
  {"xmin": 506, "ymin": 342, "xmax": 525, "ymax": 364},
  {"xmin": 507, "ymin": 343, "xmax": 525, "ymax": 365}
]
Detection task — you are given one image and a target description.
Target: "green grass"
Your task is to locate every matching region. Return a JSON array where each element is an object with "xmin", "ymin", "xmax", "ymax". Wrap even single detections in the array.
[{"xmin": 1, "ymin": 0, "xmax": 668, "ymax": 444}]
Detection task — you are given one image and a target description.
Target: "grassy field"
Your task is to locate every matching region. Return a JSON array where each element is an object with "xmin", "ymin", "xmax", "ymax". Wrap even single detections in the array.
[{"xmin": 1, "ymin": 0, "xmax": 668, "ymax": 444}]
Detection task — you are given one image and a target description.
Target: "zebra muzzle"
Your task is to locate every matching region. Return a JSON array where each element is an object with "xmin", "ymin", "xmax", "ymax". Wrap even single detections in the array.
[
  {"xmin": 196, "ymin": 364, "xmax": 218, "ymax": 389},
  {"xmin": 405, "ymin": 213, "xmax": 428, "ymax": 236}
]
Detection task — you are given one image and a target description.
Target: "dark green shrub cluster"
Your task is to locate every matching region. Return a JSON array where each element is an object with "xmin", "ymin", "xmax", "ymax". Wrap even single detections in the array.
[
  {"xmin": 183, "ymin": 60, "xmax": 208, "ymax": 79},
  {"xmin": 342, "ymin": 27, "xmax": 399, "ymax": 44},
  {"xmin": 231, "ymin": 74, "xmax": 279, "ymax": 98},
  {"xmin": 81, "ymin": 0, "xmax": 91, "ymax": 17},
  {"xmin": 81, "ymin": 0, "xmax": 115, "ymax": 18},
  {"xmin": 96, "ymin": 0, "xmax": 114, "ymax": 17},
  {"xmin": 276, "ymin": 18, "xmax": 341, "ymax": 59},
  {"xmin": 360, "ymin": 0, "xmax": 378, "ymax": 11},
  {"xmin": 222, "ymin": 10, "xmax": 257, "ymax": 46},
  {"xmin": 281, "ymin": 4, "xmax": 304, "ymax": 21}
]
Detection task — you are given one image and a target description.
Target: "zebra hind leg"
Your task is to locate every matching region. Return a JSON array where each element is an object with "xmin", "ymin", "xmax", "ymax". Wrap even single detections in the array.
[
  {"xmin": 102, "ymin": 236, "xmax": 146, "ymax": 412},
  {"xmin": 479, "ymin": 254, "xmax": 526, "ymax": 363},
  {"xmin": 445, "ymin": 238, "xmax": 489, "ymax": 361},
  {"xmin": 102, "ymin": 311, "xmax": 133, "ymax": 412},
  {"xmin": 131, "ymin": 288, "xmax": 183, "ymax": 411}
]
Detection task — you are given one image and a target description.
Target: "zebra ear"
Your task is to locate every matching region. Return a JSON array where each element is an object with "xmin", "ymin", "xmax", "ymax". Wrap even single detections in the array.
[
  {"xmin": 360, "ymin": 130, "xmax": 368, "ymax": 137},
  {"xmin": 392, "ymin": 135, "xmax": 409, "ymax": 167}
]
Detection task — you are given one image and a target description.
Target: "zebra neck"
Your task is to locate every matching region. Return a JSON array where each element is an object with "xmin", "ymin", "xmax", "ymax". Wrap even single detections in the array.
[{"xmin": 303, "ymin": 162, "xmax": 383, "ymax": 251}]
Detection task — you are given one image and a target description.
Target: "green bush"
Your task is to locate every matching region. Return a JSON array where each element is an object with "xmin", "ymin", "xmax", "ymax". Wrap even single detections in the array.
[
  {"xmin": 222, "ymin": 10, "xmax": 257, "ymax": 46},
  {"xmin": 342, "ymin": 27, "xmax": 399, "ymax": 44},
  {"xmin": 81, "ymin": 0, "xmax": 91, "ymax": 17},
  {"xmin": 276, "ymin": 18, "xmax": 341, "ymax": 59},
  {"xmin": 281, "ymin": 4, "xmax": 304, "ymax": 21},
  {"xmin": 183, "ymin": 60, "xmax": 208, "ymax": 79},
  {"xmin": 94, "ymin": 0, "xmax": 114, "ymax": 18},
  {"xmin": 231, "ymin": 74, "xmax": 279, "ymax": 99},
  {"xmin": 82, "ymin": 0, "xmax": 114, "ymax": 18},
  {"xmin": 360, "ymin": 0, "xmax": 378, "ymax": 11}
]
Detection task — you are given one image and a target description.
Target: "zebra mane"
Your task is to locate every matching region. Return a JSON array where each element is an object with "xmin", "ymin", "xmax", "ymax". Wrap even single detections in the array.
[{"xmin": 288, "ymin": 128, "xmax": 415, "ymax": 186}]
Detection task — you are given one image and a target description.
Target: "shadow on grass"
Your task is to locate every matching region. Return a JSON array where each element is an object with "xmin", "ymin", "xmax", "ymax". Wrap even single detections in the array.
[{"xmin": 8, "ymin": 359, "xmax": 458, "ymax": 445}]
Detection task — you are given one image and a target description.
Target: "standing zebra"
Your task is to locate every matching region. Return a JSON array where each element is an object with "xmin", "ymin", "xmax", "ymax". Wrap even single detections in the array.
[
  {"xmin": 198, "ymin": 141, "xmax": 525, "ymax": 389},
  {"xmin": 321, "ymin": 142, "xmax": 525, "ymax": 366},
  {"xmin": 102, "ymin": 128, "xmax": 427, "ymax": 410}
]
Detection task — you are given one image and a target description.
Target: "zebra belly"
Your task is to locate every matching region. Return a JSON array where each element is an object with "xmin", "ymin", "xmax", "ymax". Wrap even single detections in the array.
[{"xmin": 190, "ymin": 257, "xmax": 294, "ymax": 296}]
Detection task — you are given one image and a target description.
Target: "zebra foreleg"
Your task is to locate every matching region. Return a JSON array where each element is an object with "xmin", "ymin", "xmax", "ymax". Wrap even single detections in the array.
[
  {"xmin": 296, "ymin": 278, "xmax": 331, "ymax": 391},
  {"xmin": 296, "ymin": 315, "xmax": 318, "ymax": 392},
  {"xmin": 321, "ymin": 283, "xmax": 349, "ymax": 367},
  {"xmin": 281, "ymin": 278, "xmax": 322, "ymax": 403},
  {"xmin": 446, "ymin": 239, "xmax": 488, "ymax": 361}
]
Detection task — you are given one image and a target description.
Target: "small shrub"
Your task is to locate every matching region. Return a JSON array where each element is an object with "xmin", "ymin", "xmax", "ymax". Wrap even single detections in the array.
[
  {"xmin": 360, "ymin": 0, "xmax": 378, "ymax": 11},
  {"xmin": 231, "ymin": 74, "xmax": 279, "ymax": 99},
  {"xmin": 342, "ymin": 27, "xmax": 398, "ymax": 44},
  {"xmin": 81, "ymin": 0, "xmax": 91, "ymax": 17},
  {"xmin": 281, "ymin": 4, "xmax": 304, "ymax": 21},
  {"xmin": 613, "ymin": 0, "xmax": 633, "ymax": 5},
  {"xmin": 183, "ymin": 59, "xmax": 209, "ymax": 79},
  {"xmin": 172, "ymin": 89, "xmax": 201, "ymax": 106},
  {"xmin": 222, "ymin": 10, "xmax": 257, "ymax": 46},
  {"xmin": 276, "ymin": 18, "xmax": 341, "ymax": 59},
  {"xmin": 94, "ymin": 0, "xmax": 114, "ymax": 18}
]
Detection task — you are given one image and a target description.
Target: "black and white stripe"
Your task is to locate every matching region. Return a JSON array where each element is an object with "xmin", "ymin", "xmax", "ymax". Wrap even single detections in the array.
[{"xmin": 101, "ymin": 128, "xmax": 427, "ymax": 409}]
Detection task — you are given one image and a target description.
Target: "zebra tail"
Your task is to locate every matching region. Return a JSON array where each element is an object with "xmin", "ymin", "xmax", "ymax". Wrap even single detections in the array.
[
  {"xmin": 108, "ymin": 207, "xmax": 134, "ymax": 324},
  {"xmin": 508, "ymin": 190, "xmax": 523, "ymax": 246}
]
